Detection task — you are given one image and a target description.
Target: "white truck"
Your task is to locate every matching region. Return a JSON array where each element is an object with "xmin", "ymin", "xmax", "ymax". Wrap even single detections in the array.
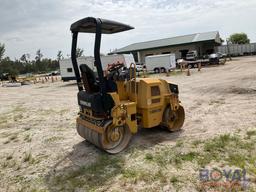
[
  {"xmin": 145, "ymin": 54, "xmax": 176, "ymax": 73},
  {"xmin": 186, "ymin": 50, "xmax": 198, "ymax": 61},
  {"xmin": 60, "ymin": 54, "xmax": 135, "ymax": 81}
]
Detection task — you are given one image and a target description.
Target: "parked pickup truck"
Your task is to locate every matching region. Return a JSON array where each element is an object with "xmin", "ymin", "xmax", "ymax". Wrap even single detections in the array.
[{"xmin": 186, "ymin": 51, "xmax": 198, "ymax": 61}]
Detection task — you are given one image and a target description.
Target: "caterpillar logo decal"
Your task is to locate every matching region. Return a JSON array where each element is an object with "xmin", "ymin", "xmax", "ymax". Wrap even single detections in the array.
[{"xmin": 80, "ymin": 100, "xmax": 91, "ymax": 107}]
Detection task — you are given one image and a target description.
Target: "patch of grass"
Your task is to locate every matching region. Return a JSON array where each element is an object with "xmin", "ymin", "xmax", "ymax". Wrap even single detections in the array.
[
  {"xmin": 192, "ymin": 139, "xmax": 202, "ymax": 147},
  {"xmin": 122, "ymin": 168, "xmax": 139, "ymax": 179},
  {"xmin": 247, "ymin": 159, "xmax": 256, "ymax": 176},
  {"xmin": 226, "ymin": 153, "xmax": 247, "ymax": 168},
  {"xmin": 198, "ymin": 133, "xmax": 256, "ymax": 168},
  {"xmin": 180, "ymin": 152, "xmax": 199, "ymax": 161},
  {"xmin": 145, "ymin": 153, "xmax": 153, "ymax": 161},
  {"xmin": 23, "ymin": 151, "xmax": 32, "ymax": 162},
  {"xmin": 55, "ymin": 127, "xmax": 65, "ymax": 132},
  {"xmin": 144, "ymin": 145, "xmax": 199, "ymax": 168},
  {"xmin": 200, "ymin": 135, "xmax": 230, "ymax": 165},
  {"xmin": 197, "ymin": 155, "xmax": 213, "ymax": 167},
  {"xmin": 3, "ymin": 140, "xmax": 10, "ymax": 144},
  {"xmin": 13, "ymin": 175, "xmax": 26, "ymax": 183},
  {"xmin": 6, "ymin": 153, "xmax": 13, "ymax": 160},
  {"xmin": 0, "ymin": 116, "xmax": 8, "ymax": 125},
  {"xmin": 209, "ymin": 99, "xmax": 225, "ymax": 106},
  {"xmin": 59, "ymin": 109, "xmax": 69, "ymax": 115},
  {"xmin": 1, "ymin": 131, "xmax": 16, "ymax": 138},
  {"xmin": 42, "ymin": 131, "xmax": 256, "ymax": 191},
  {"xmin": 36, "ymin": 154, "xmax": 49, "ymax": 162},
  {"xmin": 15, "ymin": 163, "xmax": 21, "ymax": 170},
  {"xmin": 235, "ymin": 139, "xmax": 254, "ymax": 151},
  {"xmin": 175, "ymin": 140, "xmax": 184, "ymax": 147},
  {"xmin": 145, "ymin": 133, "xmax": 256, "ymax": 169},
  {"xmin": 24, "ymin": 134, "xmax": 32, "ymax": 142},
  {"xmin": 49, "ymin": 154, "xmax": 124, "ymax": 191},
  {"xmin": 9, "ymin": 134, "xmax": 18, "ymax": 141},
  {"xmin": 2, "ymin": 153, "xmax": 18, "ymax": 168},
  {"xmin": 173, "ymin": 156, "xmax": 182, "ymax": 166},
  {"xmin": 122, "ymin": 167, "xmax": 167, "ymax": 183},
  {"xmin": 2, "ymin": 132, "xmax": 20, "ymax": 143},
  {"xmin": 15, "ymin": 177, "xmax": 46, "ymax": 192},
  {"xmin": 246, "ymin": 130, "xmax": 256, "ymax": 139},
  {"xmin": 13, "ymin": 105, "xmax": 25, "ymax": 113},
  {"xmin": 170, "ymin": 175, "xmax": 179, "ymax": 183},
  {"xmin": 40, "ymin": 109, "xmax": 56, "ymax": 116},
  {"xmin": 23, "ymin": 151, "xmax": 36, "ymax": 164},
  {"xmin": 236, "ymin": 128, "xmax": 242, "ymax": 133},
  {"xmin": 152, "ymin": 147, "xmax": 173, "ymax": 166},
  {"xmin": 23, "ymin": 127, "xmax": 31, "ymax": 131},
  {"xmin": 127, "ymin": 147, "xmax": 142, "ymax": 158},
  {"xmin": 2, "ymin": 159, "xmax": 17, "ymax": 168},
  {"xmin": 1, "ymin": 161, "xmax": 8, "ymax": 168},
  {"xmin": 0, "ymin": 105, "xmax": 25, "ymax": 126},
  {"xmin": 4, "ymin": 133, "xmax": 19, "ymax": 143},
  {"xmin": 155, "ymin": 169, "xmax": 167, "ymax": 183},
  {"xmin": 203, "ymin": 134, "xmax": 235, "ymax": 152},
  {"xmin": 44, "ymin": 136, "xmax": 64, "ymax": 143},
  {"xmin": 13, "ymin": 114, "xmax": 23, "ymax": 121}
]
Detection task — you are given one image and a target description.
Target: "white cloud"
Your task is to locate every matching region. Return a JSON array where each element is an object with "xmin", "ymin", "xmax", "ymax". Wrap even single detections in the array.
[{"xmin": 1, "ymin": 0, "xmax": 256, "ymax": 59}]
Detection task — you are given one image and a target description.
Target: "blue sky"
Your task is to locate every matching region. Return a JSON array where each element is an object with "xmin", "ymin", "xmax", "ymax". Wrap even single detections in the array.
[{"xmin": 1, "ymin": 0, "xmax": 255, "ymax": 60}]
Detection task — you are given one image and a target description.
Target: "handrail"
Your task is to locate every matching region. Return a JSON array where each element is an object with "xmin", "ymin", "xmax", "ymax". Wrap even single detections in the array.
[
  {"xmin": 129, "ymin": 63, "xmax": 137, "ymax": 102},
  {"xmin": 142, "ymin": 65, "xmax": 147, "ymax": 78},
  {"xmin": 71, "ymin": 18, "xmax": 106, "ymax": 97},
  {"xmin": 71, "ymin": 32, "xmax": 83, "ymax": 91}
]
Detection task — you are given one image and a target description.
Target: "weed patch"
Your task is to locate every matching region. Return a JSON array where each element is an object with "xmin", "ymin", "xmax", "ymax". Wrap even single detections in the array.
[
  {"xmin": 246, "ymin": 129, "xmax": 256, "ymax": 139},
  {"xmin": 24, "ymin": 134, "xmax": 32, "ymax": 142},
  {"xmin": 48, "ymin": 154, "xmax": 124, "ymax": 191},
  {"xmin": 44, "ymin": 136, "xmax": 64, "ymax": 143},
  {"xmin": 23, "ymin": 151, "xmax": 36, "ymax": 164}
]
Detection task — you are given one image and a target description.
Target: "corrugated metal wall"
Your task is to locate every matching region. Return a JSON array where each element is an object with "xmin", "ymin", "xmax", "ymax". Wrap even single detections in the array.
[{"xmin": 215, "ymin": 43, "xmax": 256, "ymax": 56}]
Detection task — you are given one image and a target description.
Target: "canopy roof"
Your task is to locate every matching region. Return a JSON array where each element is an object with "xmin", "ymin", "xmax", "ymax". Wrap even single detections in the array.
[{"xmin": 70, "ymin": 17, "xmax": 134, "ymax": 34}]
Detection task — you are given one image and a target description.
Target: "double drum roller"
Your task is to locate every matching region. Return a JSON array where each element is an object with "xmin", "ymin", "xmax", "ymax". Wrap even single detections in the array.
[
  {"xmin": 76, "ymin": 119, "xmax": 132, "ymax": 154},
  {"xmin": 70, "ymin": 17, "xmax": 185, "ymax": 153}
]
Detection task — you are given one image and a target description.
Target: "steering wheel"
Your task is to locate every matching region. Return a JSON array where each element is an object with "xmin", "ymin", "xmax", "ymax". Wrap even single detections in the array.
[
  {"xmin": 108, "ymin": 63, "xmax": 124, "ymax": 72},
  {"xmin": 107, "ymin": 63, "xmax": 124, "ymax": 81}
]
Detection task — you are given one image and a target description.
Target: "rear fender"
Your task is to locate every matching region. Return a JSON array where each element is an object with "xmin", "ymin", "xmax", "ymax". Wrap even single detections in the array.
[{"xmin": 170, "ymin": 95, "xmax": 180, "ymax": 111}]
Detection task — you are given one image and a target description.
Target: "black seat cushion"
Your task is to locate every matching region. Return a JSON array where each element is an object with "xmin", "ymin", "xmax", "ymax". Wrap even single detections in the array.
[{"xmin": 80, "ymin": 64, "xmax": 99, "ymax": 92}]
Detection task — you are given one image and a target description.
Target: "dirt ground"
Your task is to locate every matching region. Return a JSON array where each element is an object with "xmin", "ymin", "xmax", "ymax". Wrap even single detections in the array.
[{"xmin": 0, "ymin": 56, "xmax": 256, "ymax": 191}]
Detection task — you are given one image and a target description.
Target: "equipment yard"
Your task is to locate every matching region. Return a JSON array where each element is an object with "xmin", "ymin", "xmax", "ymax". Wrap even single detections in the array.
[{"xmin": 1, "ymin": 56, "xmax": 256, "ymax": 191}]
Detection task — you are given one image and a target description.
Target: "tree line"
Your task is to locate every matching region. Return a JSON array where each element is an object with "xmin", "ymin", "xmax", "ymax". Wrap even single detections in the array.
[
  {"xmin": 0, "ymin": 43, "xmax": 84, "ymax": 76},
  {"xmin": 0, "ymin": 33, "xmax": 251, "ymax": 76},
  {"xmin": 228, "ymin": 33, "xmax": 250, "ymax": 44}
]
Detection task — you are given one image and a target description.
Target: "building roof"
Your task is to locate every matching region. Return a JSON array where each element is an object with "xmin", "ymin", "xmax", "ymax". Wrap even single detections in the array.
[{"xmin": 114, "ymin": 31, "xmax": 221, "ymax": 53}]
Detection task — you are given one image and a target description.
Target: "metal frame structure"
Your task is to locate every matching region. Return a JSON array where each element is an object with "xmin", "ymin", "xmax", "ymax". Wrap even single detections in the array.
[{"xmin": 70, "ymin": 17, "xmax": 134, "ymax": 95}]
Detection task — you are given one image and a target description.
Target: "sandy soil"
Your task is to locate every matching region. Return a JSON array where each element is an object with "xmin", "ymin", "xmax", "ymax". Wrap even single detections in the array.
[{"xmin": 0, "ymin": 56, "xmax": 256, "ymax": 191}]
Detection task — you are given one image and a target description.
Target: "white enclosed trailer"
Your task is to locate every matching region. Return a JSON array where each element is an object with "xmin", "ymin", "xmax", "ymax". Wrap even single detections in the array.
[
  {"xmin": 60, "ymin": 54, "xmax": 135, "ymax": 81},
  {"xmin": 145, "ymin": 54, "xmax": 176, "ymax": 73}
]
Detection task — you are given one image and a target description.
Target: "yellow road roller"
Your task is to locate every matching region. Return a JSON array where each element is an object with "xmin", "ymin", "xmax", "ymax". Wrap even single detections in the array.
[{"xmin": 70, "ymin": 17, "xmax": 185, "ymax": 154}]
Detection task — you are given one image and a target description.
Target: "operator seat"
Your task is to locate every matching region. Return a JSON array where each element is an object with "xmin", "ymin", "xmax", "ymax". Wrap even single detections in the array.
[
  {"xmin": 79, "ymin": 64, "xmax": 99, "ymax": 93},
  {"xmin": 78, "ymin": 64, "xmax": 115, "ymax": 116}
]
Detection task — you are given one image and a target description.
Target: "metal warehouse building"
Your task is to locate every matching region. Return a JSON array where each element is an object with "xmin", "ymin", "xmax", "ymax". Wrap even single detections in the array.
[{"xmin": 112, "ymin": 31, "xmax": 222, "ymax": 63}]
